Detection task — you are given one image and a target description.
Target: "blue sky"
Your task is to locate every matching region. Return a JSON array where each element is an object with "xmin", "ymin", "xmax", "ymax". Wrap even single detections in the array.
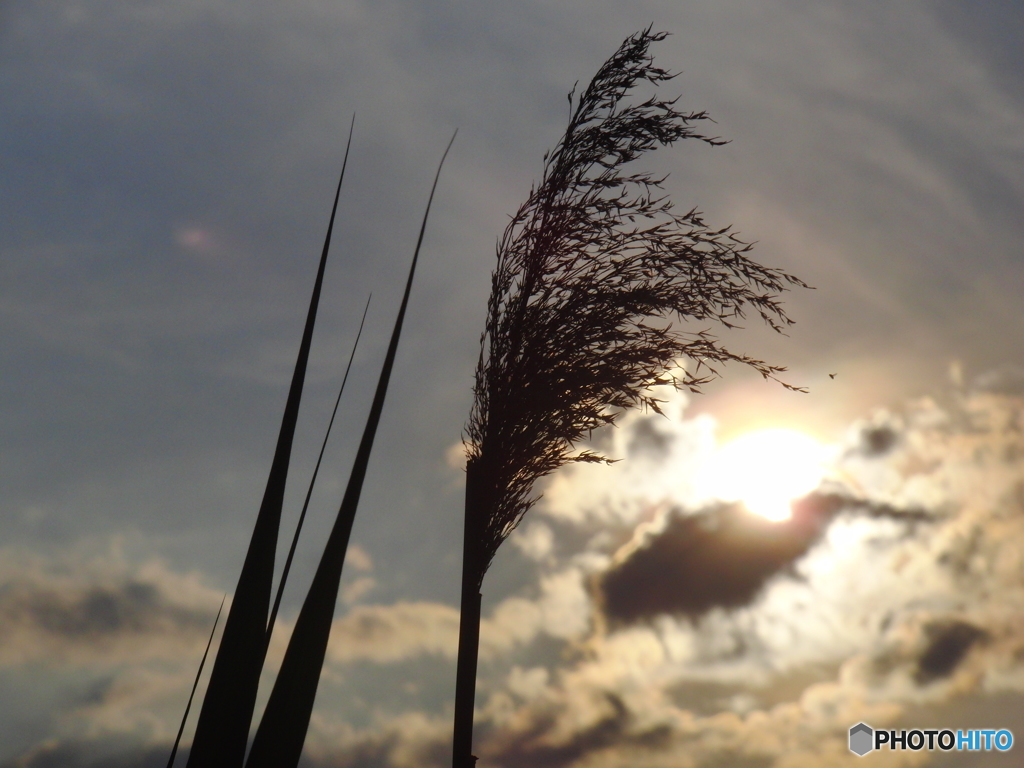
[{"xmin": 1, "ymin": 1, "xmax": 1023, "ymax": 766}]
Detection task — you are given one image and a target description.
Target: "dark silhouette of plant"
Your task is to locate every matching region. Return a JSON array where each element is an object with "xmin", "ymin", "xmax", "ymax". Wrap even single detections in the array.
[
  {"xmin": 166, "ymin": 597, "xmax": 224, "ymax": 768},
  {"xmin": 185, "ymin": 117, "xmax": 355, "ymax": 768},
  {"xmin": 173, "ymin": 294, "xmax": 364, "ymax": 768},
  {"xmin": 453, "ymin": 28, "xmax": 808, "ymax": 768},
  {"xmin": 243, "ymin": 132, "xmax": 456, "ymax": 768},
  {"xmin": 266, "ymin": 293, "xmax": 372, "ymax": 645}
]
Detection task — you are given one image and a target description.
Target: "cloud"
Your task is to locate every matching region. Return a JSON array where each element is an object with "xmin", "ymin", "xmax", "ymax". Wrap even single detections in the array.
[
  {"xmin": 463, "ymin": 386, "xmax": 1024, "ymax": 767},
  {"xmin": 536, "ymin": 389, "xmax": 715, "ymax": 527},
  {"xmin": 345, "ymin": 545, "xmax": 375, "ymax": 573},
  {"xmin": 598, "ymin": 492, "xmax": 936, "ymax": 625},
  {"xmin": 321, "ymin": 568, "xmax": 588, "ymax": 667},
  {"xmin": 6, "ymin": 384, "xmax": 1024, "ymax": 768},
  {"xmin": 912, "ymin": 620, "xmax": 989, "ymax": 685},
  {"xmin": 598, "ymin": 502, "xmax": 829, "ymax": 624},
  {"xmin": 303, "ymin": 711, "xmax": 451, "ymax": 768},
  {"xmin": 0, "ymin": 739, "xmax": 175, "ymax": 768},
  {"xmin": 325, "ymin": 602, "xmax": 459, "ymax": 665},
  {"xmin": 0, "ymin": 548, "xmax": 221, "ymax": 667}
]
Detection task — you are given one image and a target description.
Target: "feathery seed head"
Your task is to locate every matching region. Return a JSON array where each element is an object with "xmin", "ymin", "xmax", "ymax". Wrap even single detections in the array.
[{"xmin": 463, "ymin": 28, "xmax": 808, "ymax": 586}]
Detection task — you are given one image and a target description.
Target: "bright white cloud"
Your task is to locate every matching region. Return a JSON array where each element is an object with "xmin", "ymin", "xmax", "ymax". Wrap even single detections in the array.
[{"xmin": 538, "ymin": 388, "xmax": 716, "ymax": 527}]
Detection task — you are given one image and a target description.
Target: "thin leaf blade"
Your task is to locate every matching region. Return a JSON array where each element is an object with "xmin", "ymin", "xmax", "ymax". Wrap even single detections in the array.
[
  {"xmin": 245, "ymin": 131, "xmax": 456, "ymax": 768},
  {"xmin": 266, "ymin": 293, "xmax": 372, "ymax": 644},
  {"xmin": 185, "ymin": 117, "xmax": 356, "ymax": 768},
  {"xmin": 166, "ymin": 596, "xmax": 225, "ymax": 768}
]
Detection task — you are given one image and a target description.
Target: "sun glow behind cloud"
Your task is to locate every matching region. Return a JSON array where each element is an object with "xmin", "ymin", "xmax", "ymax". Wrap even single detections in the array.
[{"xmin": 698, "ymin": 428, "xmax": 834, "ymax": 521}]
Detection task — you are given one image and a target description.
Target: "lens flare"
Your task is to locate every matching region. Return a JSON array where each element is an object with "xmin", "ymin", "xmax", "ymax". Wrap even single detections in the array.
[{"xmin": 699, "ymin": 428, "xmax": 830, "ymax": 522}]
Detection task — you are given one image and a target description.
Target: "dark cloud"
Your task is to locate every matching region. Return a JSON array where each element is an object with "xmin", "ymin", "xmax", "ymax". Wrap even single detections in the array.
[
  {"xmin": 914, "ymin": 620, "xmax": 989, "ymax": 685},
  {"xmin": 598, "ymin": 501, "xmax": 831, "ymax": 623},
  {"xmin": 0, "ymin": 551, "xmax": 225, "ymax": 684},
  {"xmin": 861, "ymin": 423, "xmax": 900, "ymax": 456},
  {"xmin": 0, "ymin": 740, "xmax": 176, "ymax": 768},
  {"xmin": 480, "ymin": 693, "xmax": 676, "ymax": 768},
  {"xmin": 498, "ymin": 693, "xmax": 629, "ymax": 768},
  {"xmin": 0, "ymin": 573, "xmax": 211, "ymax": 658},
  {"xmin": 16, "ymin": 581, "xmax": 169, "ymax": 637}
]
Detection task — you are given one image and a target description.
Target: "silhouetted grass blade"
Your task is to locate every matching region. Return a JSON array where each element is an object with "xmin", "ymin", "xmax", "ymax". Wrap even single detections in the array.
[
  {"xmin": 185, "ymin": 116, "xmax": 356, "ymax": 768},
  {"xmin": 166, "ymin": 596, "xmax": 225, "ymax": 768},
  {"xmin": 266, "ymin": 293, "xmax": 372, "ymax": 644},
  {"xmin": 244, "ymin": 130, "xmax": 456, "ymax": 768}
]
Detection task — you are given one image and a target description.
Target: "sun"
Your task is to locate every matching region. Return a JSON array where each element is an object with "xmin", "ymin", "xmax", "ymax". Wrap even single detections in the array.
[{"xmin": 698, "ymin": 428, "xmax": 831, "ymax": 522}]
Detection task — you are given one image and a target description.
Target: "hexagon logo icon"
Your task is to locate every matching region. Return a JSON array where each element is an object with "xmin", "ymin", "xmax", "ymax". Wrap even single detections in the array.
[{"xmin": 849, "ymin": 723, "xmax": 874, "ymax": 756}]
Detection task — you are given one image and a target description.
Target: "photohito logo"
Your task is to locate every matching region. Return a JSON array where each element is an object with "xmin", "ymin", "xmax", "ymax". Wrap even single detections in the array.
[{"xmin": 849, "ymin": 723, "xmax": 1014, "ymax": 756}]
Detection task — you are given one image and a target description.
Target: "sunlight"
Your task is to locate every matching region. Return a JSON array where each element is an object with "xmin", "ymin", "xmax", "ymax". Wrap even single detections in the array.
[{"xmin": 699, "ymin": 428, "xmax": 831, "ymax": 522}]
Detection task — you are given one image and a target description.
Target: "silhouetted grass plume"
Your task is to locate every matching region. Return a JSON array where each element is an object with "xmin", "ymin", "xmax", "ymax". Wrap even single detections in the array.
[{"xmin": 453, "ymin": 28, "xmax": 808, "ymax": 768}]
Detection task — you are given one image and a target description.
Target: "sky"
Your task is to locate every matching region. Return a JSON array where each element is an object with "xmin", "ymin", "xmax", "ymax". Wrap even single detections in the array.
[{"xmin": 1, "ymin": 0, "xmax": 1023, "ymax": 766}]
